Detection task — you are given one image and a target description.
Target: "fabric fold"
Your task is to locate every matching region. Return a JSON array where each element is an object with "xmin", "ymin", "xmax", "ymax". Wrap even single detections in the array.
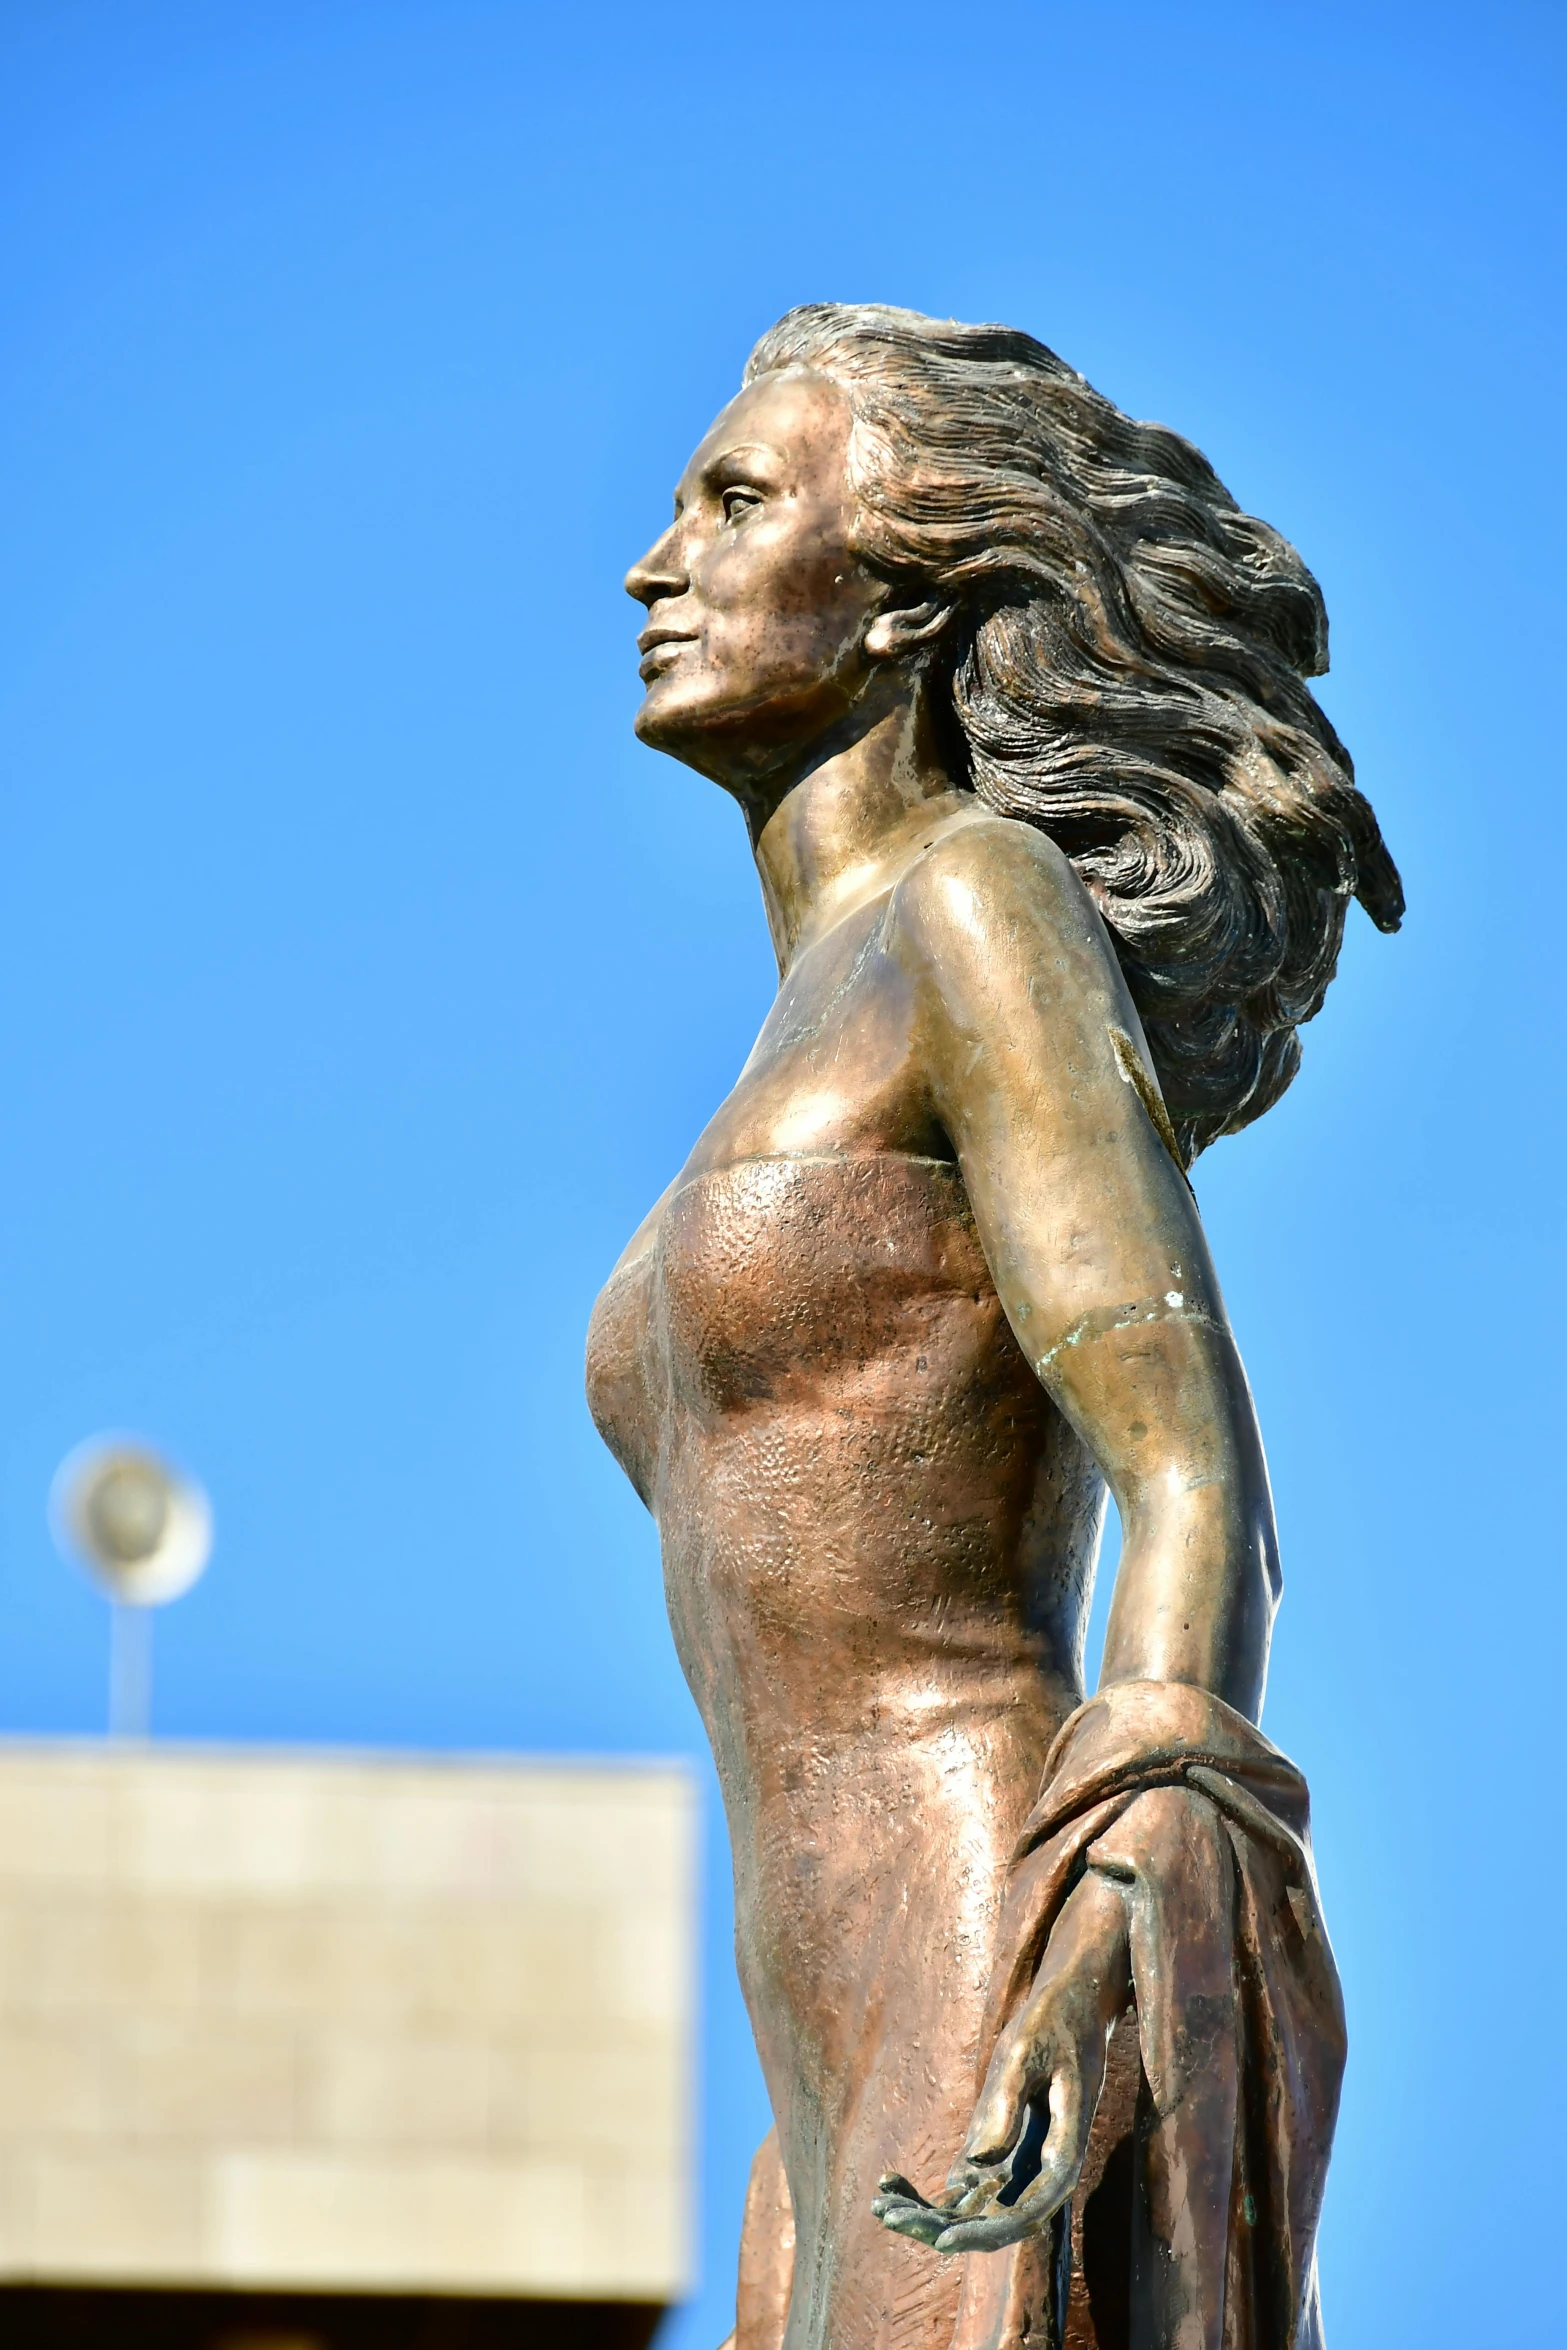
[{"xmin": 951, "ymin": 1681, "xmax": 1346, "ymax": 2350}]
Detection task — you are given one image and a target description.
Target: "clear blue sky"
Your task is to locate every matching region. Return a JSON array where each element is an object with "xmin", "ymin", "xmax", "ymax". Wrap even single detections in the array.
[{"xmin": 1, "ymin": 5, "xmax": 1562, "ymax": 2343}]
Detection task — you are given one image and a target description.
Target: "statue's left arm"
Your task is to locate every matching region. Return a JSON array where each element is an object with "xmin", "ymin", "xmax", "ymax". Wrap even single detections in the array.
[
  {"xmin": 874, "ymin": 819, "xmax": 1343, "ymax": 2301},
  {"xmin": 892, "ymin": 813, "xmax": 1279, "ymax": 1722}
]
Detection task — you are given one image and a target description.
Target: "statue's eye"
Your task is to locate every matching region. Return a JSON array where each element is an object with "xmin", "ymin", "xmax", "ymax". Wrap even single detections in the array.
[{"xmin": 722, "ymin": 487, "xmax": 761, "ymax": 524}]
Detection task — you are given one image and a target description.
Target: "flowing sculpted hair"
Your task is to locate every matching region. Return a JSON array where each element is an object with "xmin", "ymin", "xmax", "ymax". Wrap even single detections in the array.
[{"xmin": 745, "ymin": 304, "xmax": 1403, "ymax": 1161}]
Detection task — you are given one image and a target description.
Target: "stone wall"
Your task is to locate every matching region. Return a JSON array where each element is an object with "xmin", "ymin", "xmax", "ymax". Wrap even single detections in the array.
[{"xmin": 0, "ymin": 1744, "xmax": 694, "ymax": 2306}]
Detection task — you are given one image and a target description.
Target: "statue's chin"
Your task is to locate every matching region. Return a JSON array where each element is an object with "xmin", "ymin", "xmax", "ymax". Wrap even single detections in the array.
[
  {"xmin": 632, "ymin": 686, "xmax": 735, "ymax": 768},
  {"xmin": 631, "ymin": 696, "xmax": 680, "ymax": 750},
  {"xmin": 633, "ymin": 675, "xmax": 830, "ymax": 787}
]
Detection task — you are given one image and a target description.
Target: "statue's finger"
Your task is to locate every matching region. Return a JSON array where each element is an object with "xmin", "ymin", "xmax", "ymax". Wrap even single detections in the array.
[
  {"xmin": 931, "ymin": 2204, "xmax": 1042, "ymax": 2253},
  {"xmin": 873, "ymin": 2195, "xmax": 956, "ymax": 2247},
  {"xmin": 937, "ymin": 2062, "xmax": 1090, "ymax": 2253},
  {"xmin": 931, "ymin": 2143, "xmax": 1079, "ymax": 2253},
  {"xmin": 938, "ymin": 2158, "xmax": 1006, "ymax": 2214},
  {"xmin": 962, "ymin": 2039, "xmax": 1037, "ymax": 2164}
]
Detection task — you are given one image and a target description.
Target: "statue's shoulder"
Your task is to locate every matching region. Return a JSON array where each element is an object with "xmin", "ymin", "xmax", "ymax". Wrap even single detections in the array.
[{"xmin": 890, "ymin": 806, "xmax": 1106, "ymax": 970}]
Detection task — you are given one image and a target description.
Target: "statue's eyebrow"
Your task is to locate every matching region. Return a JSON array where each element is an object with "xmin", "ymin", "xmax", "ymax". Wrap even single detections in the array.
[{"xmin": 699, "ymin": 440, "xmax": 787, "ymax": 481}]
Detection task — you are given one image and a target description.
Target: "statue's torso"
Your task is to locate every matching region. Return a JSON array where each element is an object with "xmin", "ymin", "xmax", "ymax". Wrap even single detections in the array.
[
  {"xmin": 590, "ymin": 887, "xmax": 1100, "ymax": 2100},
  {"xmin": 586, "ymin": 890, "xmax": 1104, "ymax": 1738},
  {"xmin": 586, "ymin": 882, "xmax": 1109, "ymax": 2347}
]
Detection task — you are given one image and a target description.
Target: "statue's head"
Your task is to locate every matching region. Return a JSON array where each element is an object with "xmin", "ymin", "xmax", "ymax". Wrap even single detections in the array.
[
  {"xmin": 628, "ymin": 303, "xmax": 1402, "ymax": 1157},
  {"xmin": 626, "ymin": 363, "xmax": 947, "ymax": 784}
]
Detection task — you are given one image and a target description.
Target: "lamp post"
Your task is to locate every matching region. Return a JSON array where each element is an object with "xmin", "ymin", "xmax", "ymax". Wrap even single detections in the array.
[{"xmin": 49, "ymin": 1437, "xmax": 213, "ymax": 1739}]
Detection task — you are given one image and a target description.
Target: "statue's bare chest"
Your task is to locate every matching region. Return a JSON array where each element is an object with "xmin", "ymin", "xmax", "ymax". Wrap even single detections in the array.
[{"xmin": 680, "ymin": 898, "xmax": 944, "ymax": 1176}]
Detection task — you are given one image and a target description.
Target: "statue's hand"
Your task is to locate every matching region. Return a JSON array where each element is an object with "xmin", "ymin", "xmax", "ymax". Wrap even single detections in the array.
[{"xmin": 872, "ymin": 1868, "xmax": 1130, "ymax": 2255}]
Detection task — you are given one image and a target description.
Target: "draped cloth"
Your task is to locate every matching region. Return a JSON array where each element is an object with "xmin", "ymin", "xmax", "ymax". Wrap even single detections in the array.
[{"xmin": 949, "ymin": 1680, "xmax": 1347, "ymax": 2350}]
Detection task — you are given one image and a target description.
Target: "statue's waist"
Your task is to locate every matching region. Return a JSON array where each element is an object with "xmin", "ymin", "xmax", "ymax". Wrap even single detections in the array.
[
  {"xmin": 710, "ymin": 1670, "xmax": 1066, "ymax": 1907},
  {"xmin": 654, "ymin": 1393, "xmax": 1061, "ymax": 1593},
  {"xmin": 664, "ymin": 1538, "xmax": 1081, "ymax": 1742}
]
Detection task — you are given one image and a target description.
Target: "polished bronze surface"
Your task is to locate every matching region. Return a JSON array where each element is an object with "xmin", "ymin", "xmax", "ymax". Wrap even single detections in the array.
[{"xmin": 587, "ymin": 305, "xmax": 1398, "ymax": 2350}]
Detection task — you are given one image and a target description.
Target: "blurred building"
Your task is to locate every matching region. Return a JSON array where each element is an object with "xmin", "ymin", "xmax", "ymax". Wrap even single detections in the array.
[{"xmin": 0, "ymin": 1743, "xmax": 695, "ymax": 2349}]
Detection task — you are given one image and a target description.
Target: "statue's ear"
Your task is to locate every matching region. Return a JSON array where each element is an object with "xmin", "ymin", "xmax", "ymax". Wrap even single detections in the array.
[{"xmin": 864, "ymin": 597, "xmax": 954, "ymax": 662}]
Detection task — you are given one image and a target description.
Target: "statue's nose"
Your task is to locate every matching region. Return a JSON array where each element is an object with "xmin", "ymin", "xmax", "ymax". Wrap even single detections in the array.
[{"xmin": 626, "ymin": 524, "xmax": 687, "ymax": 607}]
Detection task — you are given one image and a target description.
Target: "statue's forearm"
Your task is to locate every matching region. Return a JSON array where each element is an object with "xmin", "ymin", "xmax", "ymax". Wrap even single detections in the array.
[{"xmin": 1042, "ymin": 1317, "xmax": 1280, "ymax": 1721}]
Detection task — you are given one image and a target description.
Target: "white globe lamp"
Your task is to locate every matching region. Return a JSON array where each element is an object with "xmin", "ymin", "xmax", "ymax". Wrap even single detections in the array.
[{"xmin": 49, "ymin": 1437, "xmax": 213, "ymax": 1737}]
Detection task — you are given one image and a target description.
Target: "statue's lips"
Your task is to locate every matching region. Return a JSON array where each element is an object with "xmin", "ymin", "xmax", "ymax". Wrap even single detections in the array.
[{"xmin": 638, "ymin": 632, "xmax": 697, "ymax": 681}]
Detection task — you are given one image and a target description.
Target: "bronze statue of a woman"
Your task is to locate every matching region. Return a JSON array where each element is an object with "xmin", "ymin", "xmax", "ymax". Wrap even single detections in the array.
[{"xmin": 586, "ymin": 306, "xmax": 1400, "ymax": 2350}]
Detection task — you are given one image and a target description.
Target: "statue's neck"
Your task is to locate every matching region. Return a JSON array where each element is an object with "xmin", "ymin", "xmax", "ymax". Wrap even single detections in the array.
[{"xmin": 746, "ymin": 689, "xmax": 963, "ymax": 975}]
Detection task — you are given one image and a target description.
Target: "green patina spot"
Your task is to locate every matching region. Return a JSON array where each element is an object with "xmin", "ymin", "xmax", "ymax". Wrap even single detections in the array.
[{"xmin": 1107, "ymin": 1023, "xmax": 1192, "ymax": 1183}]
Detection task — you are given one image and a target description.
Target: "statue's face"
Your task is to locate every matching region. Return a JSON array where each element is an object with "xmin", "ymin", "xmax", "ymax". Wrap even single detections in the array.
[{"xmin": 626, "ymin": 367, "xmax": 889, "ymax": 781}]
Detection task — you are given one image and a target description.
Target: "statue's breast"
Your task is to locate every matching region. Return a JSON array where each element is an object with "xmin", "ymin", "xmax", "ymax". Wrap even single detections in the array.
[
  {"xmin": 584, "ymin": 1243, "xmax": 661, "ymax": 1506},
  {"xmin": 656, "ymin": 1151, "xmax": 1004, "ymax": 1421}
]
